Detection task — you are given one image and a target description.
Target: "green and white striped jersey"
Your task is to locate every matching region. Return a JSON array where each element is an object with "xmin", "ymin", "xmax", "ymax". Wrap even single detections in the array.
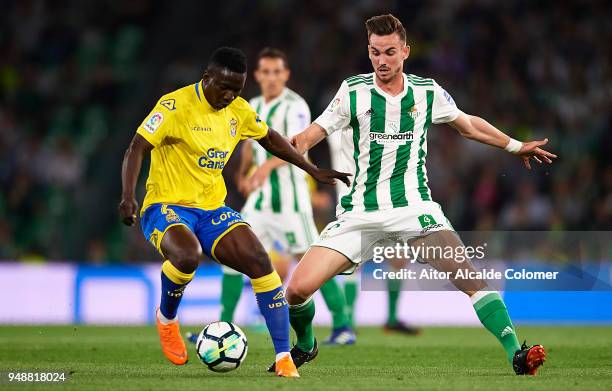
[
  {"xmin": 315, "ymin": 73, "xmax": 459, "ymax": 215},
  {"xmin": 243, "ymin": 88, "xmax": 313, "ymax": 214}
]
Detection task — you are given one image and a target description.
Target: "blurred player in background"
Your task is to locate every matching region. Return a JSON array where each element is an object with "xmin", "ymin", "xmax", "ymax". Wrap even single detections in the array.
[
  {"xmin": 328, "ymin": 130, "xmax": 421, "ymax": 335},
  {"xmin": 218, "ymin": 48, "xmax": 356, "ymax": 346},
  {"xmin": 272, "ymin": 14, "xmax": 555, "ymax": 375},
  {"xmin": 118, "ymin": 47, "xmax": 349, "ymax": 377}
]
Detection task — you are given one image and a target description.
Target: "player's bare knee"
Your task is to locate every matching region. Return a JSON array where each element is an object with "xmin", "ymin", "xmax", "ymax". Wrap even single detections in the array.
[
  {"xmin": 169, "ymin": 246, "xmax": 202, "ymax": 274},
  {"xmin": 286, "ymin": 281, "xmax": 313, "ymax": 304},
  {"xmin": 242, "ymin": 249, "xmax": 273, "ymax": 279},
  {"xmin": 454, "ymin": 279, "xmax": 488, "ymax": 297},
  {"xmin": 468, "ymin": 280, "xmax": 489, "ymax": 296}
]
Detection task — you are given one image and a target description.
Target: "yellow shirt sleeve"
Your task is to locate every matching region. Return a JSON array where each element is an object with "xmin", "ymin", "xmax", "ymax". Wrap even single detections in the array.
[
  {"xmin": 136, "ymin": 99, "xmax": 177, "ymax": 147},
  {"xmin": 239, "ymin": 100, "xmax": 269, "ymax": 141}
]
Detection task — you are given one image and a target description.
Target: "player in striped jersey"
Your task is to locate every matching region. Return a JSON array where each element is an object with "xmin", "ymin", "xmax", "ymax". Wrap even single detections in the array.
[
  {"xmin": 220, "ymin": 48, "xmax": 356, "ymax": 348},
  {"xmin": 273, "ymin": 14, "xmax": 555, "ymax": 375}
]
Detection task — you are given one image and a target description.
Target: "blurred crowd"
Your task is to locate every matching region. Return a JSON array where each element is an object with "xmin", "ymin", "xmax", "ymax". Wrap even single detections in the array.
[{"xmin": 0, "ymin": 0, "xmax": 610, "ymax": 261}]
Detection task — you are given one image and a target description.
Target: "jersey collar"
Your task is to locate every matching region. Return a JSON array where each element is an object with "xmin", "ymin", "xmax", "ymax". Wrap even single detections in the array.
[
  {"xmin": 194, "ymin": 80, "xmax": 215, "ymax": 112},
  {"xmin": 372, "ymin": 73, "xmax": 409, "ymax": 101}
]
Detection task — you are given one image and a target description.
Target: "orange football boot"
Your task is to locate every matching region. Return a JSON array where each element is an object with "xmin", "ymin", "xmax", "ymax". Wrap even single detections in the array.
[
  {"xmin": 275, "ymin": 354, "xmax": 300, "ymax": 378},
  {"xmin": 513, "ymin": 341, "xmax": 546, "ymax": 375},
  {"xmin": 155, "ymin": 308, "xmax": 188, "ymax": 365},
  {"xmin": 525, "ymin": 345, "xmax": 547, "ymax": 375}
]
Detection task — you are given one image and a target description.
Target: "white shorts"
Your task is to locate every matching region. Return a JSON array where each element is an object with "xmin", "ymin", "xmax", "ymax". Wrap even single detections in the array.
[
  {"xmin": 222, "ymin": 209, "xmax": 319, "ymax": 275},
  {"xmin": 313, "ymin": 201, "xmax": 454, "ymax": 271}
]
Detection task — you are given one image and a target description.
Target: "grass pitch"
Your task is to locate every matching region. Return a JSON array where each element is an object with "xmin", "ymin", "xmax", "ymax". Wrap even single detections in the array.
[{"xmin": 1, "ymin": 325, "xmax": 611, "ymax": 390}]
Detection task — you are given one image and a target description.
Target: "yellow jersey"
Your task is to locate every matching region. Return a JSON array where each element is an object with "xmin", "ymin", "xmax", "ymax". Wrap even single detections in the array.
[{"xmin": 136, "ymin": 81, "xmax": 269, "ymax": 213}]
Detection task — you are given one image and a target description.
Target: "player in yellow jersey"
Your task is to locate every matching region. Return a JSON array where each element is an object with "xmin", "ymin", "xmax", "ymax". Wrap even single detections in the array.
[{"xmin": 118, "ymin": 47, "xmax": 349, "ymax": 377}]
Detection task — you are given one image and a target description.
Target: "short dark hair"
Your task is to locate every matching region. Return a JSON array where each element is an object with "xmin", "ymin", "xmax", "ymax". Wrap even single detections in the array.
[
  {"xmin": 256, "ymin": 47, "xmax": 289, "ymax": 70},
  {"xmin": 365, "ymin": 14, "xmax": 407, "ymax": 43},
  {"xmin": 208, "ymin": 47, "xmax": 247, "ymax": 73}
]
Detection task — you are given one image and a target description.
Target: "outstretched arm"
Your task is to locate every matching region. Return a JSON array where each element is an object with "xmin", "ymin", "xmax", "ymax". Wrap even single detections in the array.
[
  {"xmin": 119, "ymin": 134, "xmax": 154, "ymax": 226},
  {"xmin": 291, "ymin": 123, "xmax": 327, "ymax": 154},
  {"xmin": 449, "ymin": 112, "xmax": 557, "ymax": 170},
  {"xmin": 257, "ymin": 128, "xmax": 349, "ymax": 186},
  {"xmin": 249, "ymin": 124, "xmax": 327, "ymax": 189}
]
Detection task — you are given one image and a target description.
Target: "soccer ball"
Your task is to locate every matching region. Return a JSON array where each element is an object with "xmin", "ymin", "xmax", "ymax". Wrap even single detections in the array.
[{"xmin": 195, "ymin": 321, "xmax": 248, "ymax": 372}]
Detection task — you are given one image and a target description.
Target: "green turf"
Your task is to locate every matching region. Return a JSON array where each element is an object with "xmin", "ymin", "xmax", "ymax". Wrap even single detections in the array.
[{"xmin": 0, "ymin": 325, "xmax": 611, "ymax": 390}]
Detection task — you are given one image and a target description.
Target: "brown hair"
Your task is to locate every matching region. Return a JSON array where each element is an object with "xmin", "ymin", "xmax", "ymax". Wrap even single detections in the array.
[
  {"xmin": 365, "ymin": 14, "xmax": 407, "ymax": 42},
  {"xmin": 256, "ymin": 47, "xmax": 289, "ymax": 69}
]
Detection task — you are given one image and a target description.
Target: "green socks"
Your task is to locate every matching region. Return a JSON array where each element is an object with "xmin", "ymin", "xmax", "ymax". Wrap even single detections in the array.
[
  {"xmin": 289, "ymin": 298, "xmax": 316, "ymax": 352},
  {"xmin": 320, "ymin": 278, "xmax": 349, "ymax": 330},
  {"xmin": 344, "ymin": 280, "xmax": 358, "ymax": 328},
  {"xmin": 291, "ymin": 279, "xmax": 348, "ymax": 351},
  {"xmin": 220, "ymin": 272, "xmax": 243, "ymax": 322},
  {"xmin": 386, "ymin": 278, "xmax": 401, "ymax": 325},
  {"xmin": 472, "ymin": 291, "xmax": 521, "ymax": 363}
]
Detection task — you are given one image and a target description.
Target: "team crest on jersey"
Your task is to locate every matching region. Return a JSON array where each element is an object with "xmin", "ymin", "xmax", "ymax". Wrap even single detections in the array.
[
  {"xmin": 144, "ymin": 112, "xmax": 163, "ymax": 134},
  {"xmin": 160, "ymin": 99, "xmax": 176, "ymax": 111},
  {"xmin": 408, "ymin": 106, "xmax": 421, "ymax": 120},
  {"xmin": 229, "ymin": 118, "xmax": 237, "ymax": 137}
]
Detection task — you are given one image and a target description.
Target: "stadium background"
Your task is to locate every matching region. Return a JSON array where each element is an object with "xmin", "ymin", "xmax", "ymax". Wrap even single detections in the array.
[{"xmin": 1, "ymin": 0, "xmax": 611, "ymax": 325}]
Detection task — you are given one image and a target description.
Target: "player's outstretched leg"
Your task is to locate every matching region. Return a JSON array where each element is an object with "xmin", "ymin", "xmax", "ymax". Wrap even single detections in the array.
[
  {"xmin": 213, "ymin": 225, "xmax": 298, "ymax": 378},
  {"xmin": 419, "ymin": 230, "xmax": 546, "ymax": 375},
  {"xmin": 296, "ymin": 254, "xmax": 357, "ymax": 345},
  {"xmin": 471, "ymin": 290, "xmax": 546, "ymax": 374},
  {"xmin": 268, "ymin": 246, "xmax": 353, "ymax": 371},
  {"xmin": 292, "ymin": 251, "xmax": 355, "ymax": 346},
  {"xmin": 156, "ymin": 225, "xmax": 202, "ymax": 365}
]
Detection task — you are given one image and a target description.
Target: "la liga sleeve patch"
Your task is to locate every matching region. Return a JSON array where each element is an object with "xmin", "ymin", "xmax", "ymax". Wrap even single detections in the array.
[
  {"xmin": 327, "ymin": 97, "xmax": 342, "ymax": 113},
  {"xmin": 144, "ymin": 112, "xmax": 164, "ymax": 134}
]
